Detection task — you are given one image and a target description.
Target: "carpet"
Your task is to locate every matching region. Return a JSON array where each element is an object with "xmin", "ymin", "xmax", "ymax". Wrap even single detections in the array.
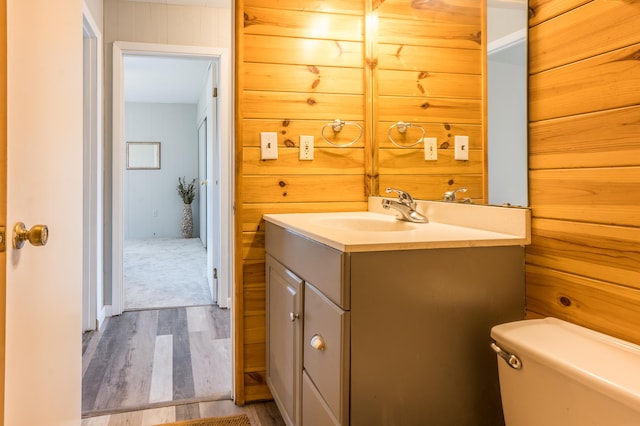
[
  {"xmin": 124, "ymin": 238, "xmax": 212, "ymax": 309},
  {"xmin": 155, "ymin": 414, "xmax": 251, "ymax": 426}
]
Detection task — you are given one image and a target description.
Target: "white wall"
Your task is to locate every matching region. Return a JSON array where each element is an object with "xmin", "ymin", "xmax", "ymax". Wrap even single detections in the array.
[
  {"xmin": 125, "ymin": 102, "xmax": 200, "ymax": 239},
  {"xmin": 103, "ymin": 0, "xmax": 232, "ymax": 303}
]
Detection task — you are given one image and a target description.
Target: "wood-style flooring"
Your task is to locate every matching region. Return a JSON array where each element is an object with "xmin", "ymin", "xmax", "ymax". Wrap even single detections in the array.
[
  {"xmin": 81, "ymin": 399, "xmax": 285, "ymax": 426},
  {"xmin": 82, "ymin": 306, "xmax": 233, "ymax": 416}
]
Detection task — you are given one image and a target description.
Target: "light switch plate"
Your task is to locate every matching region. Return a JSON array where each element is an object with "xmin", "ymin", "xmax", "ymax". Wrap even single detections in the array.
[
  {"xmin": 299, "ymin": 135, "xmax": 314, "ymax": 160},
  {"xmin": 454, "ymin": 135, "xmax": 469, "ymax": 160},
  {"xmin": 423, "ymin": 137, "xmax": 438, "ymax": 160},
  {"xmin": 260, "ymin": 132, "xmax": 278, "ymax": 160}
]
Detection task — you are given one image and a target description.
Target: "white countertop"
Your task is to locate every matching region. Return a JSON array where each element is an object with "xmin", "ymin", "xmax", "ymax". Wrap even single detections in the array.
[{"xmin": 263, "ymin": 205, "xmax": 530, "ymax": 252}]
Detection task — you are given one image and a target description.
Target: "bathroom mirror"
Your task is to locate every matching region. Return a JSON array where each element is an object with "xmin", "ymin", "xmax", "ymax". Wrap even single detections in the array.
[{"xmin": 372, "ymin": 0, "xmax": 528, "ymax": 206}]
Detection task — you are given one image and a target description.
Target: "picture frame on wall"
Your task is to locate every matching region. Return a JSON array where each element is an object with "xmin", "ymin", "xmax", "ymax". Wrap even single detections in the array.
[{"xmin": 127, "ymin": 141, "xmax": 161, "ymax": 170}]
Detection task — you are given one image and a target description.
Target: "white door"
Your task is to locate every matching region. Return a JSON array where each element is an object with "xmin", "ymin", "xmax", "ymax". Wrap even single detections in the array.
[
  {"xmin": 198, "ymin": 119, "xmax": 207, "ymax": 248},
  {"xmin": 5, "ymin": 1, "xmax": 83, "ymax": 424}
]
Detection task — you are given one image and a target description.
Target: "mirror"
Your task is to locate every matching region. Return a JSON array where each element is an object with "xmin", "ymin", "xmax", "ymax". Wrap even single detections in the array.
[{"xmin": 372, "ymin": 0, "xmax": 528, "ymax": 206}]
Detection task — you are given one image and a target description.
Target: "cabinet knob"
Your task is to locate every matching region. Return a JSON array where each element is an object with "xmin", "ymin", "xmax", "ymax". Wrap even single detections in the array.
[
  {"xmin": 310, "ymin": 334, "xmax": 326, "ymax": 351},
  {"xmin": 289, "ymin": 312, "xmax": 299, "ymax": 322}
]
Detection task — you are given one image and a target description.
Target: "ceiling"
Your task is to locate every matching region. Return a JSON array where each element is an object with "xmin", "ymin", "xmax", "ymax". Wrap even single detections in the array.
[{"xmin": 124, "ymin": 55, "xmax": 213, "ymax": 104}]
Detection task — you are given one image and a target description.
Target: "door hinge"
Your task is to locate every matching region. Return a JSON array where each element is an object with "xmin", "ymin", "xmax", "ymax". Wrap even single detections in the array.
[
  {"xmin": 0, "ymin": 226, "xmax": 5, "ymax": 252},
  {"xmin": 213, "ymin": 268, "xmax": 218, "ymax": 279},
  {"xmin": 213, "ymin": 87, "xmax": 218, "ymax": 98}
]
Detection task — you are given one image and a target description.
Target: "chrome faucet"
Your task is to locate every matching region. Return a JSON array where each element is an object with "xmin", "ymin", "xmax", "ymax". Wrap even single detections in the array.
[
  {"xmin": 382, "ymin": 187, "xmax": 428, "ymax": 223},
  {"xmin": 443, "ymin": 187, "xmax": 471, "ymax": 203}
]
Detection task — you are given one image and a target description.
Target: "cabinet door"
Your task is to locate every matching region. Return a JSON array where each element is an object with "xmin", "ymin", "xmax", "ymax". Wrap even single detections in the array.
[{"xmin": 266, "ymin": 255, "xmax": 303, "ymax": 426}]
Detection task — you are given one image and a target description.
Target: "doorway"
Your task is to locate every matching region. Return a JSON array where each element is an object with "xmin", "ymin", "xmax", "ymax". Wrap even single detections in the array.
[
  {"xmin": 121, "ymin": 54, "xmax": 214, "ymax": 310},
  {"xmin": 112, "ymin": 41, "xmax": 233, "ymax": 316},
  {"xmin": 81, "ymin": 42, "xmax": 234, "ymax": 416}
]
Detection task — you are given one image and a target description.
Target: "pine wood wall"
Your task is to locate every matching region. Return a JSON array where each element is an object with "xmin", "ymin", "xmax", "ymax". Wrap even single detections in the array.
[
  {"xmin": 526, "ymin": 1, "xmax": 640, "ymax": 344},
  {"xmin": 235, "ymin": 0, "xmax": 368, "ymax": 403},
  {"xmin": 234, "ymin": 0, "xmax": 485, "ymax": 403},
  {"xmin": 375, "ymin": 0, "xmax": 484, "ymax": 200}
]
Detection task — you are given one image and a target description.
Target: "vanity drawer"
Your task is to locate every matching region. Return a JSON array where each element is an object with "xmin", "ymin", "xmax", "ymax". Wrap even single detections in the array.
[
  {"xmin": 265, "ymin": 222, "xmax": 350, "ymax": 309},
  {"xmin": 302, "ymin": 371, "xmax": 340, "ymax": 426},
  {"xmin": 303, "ymin": 283, "xmax": 350, "ymax": 424}
]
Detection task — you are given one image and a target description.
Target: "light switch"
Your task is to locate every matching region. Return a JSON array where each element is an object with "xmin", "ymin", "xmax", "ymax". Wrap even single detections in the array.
[
  {"xmin": 260, "ymin": 132, "xmax": 278, "ymax": 160},
  {"xmin": 454, "ymin": 135, "xmax": 469, "ymax": 161},
  {"xmin": 424, "ymin": 137, "xmax": 438, "ymax": 161}
]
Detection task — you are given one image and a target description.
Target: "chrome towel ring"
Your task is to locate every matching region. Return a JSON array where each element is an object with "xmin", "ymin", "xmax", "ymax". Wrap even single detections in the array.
[
  {"xmin": 321, "ymin": 119, "xmax": 363, "ymax": 147},
  {"xmin": 388, "ymin": 121, "xmax": 425, "ymax": 148}
]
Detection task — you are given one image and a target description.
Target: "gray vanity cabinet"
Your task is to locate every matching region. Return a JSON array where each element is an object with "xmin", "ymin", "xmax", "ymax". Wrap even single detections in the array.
[
  {"xmin": 266, "ymin": 254, "xmax": 303, "ymax": 426},
  {"xmin": 265, "ymin": 221, "xmax": 525, "ymax": 426}
]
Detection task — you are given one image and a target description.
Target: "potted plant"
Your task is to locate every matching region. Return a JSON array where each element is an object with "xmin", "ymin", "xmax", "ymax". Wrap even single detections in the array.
[{"xmin": 177, "ymin": 176, "xmax": 197, "ymax": 238}]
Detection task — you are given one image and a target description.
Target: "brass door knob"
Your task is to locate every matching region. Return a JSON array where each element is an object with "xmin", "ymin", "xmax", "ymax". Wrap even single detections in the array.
[{"xmin": 13, "ymin": 222, "xmax": 49, "ymax": 249}]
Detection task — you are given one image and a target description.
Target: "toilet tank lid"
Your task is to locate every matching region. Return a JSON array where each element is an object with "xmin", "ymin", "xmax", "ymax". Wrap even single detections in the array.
[{"xmin": 491, "ymin": 318, "xmax": 640, "ymax": 412}]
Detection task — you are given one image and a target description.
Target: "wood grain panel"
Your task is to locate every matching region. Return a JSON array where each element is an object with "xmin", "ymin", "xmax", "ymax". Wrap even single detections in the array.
[
  {"xmin": 526, "ymin": 264, "xmax": 640, "ymax": 346},
  {"xmin": 526, "ymin": 0, "xmax": 640, "ymax": 348},
  {"xmin": 377, "ymin": 17, "xmax": 480, "ymax": 49},
  {"xmin": 376, "ymin": 0, "xmax": 480, "ymax": 25},
  {"xmin": 245, "ymin": 0, "xmax": 363, "ymax": 15},
  {"xmin": 528, "ymin": 0, "xmax": 591, "ymax": 27},
  {"xmin": 377, "ymin": 69, "xmax": 481, "ymax": 99},
  {"xmin": 378, "ymin": 96, "xmax": 481, "ymax": 123},
  {"xmin": 529, "ymin": 42, "xmax": 640, "ymax": 121},
  {"xmin": 243, "ymin": 119, "xmax": 365, "ymax": 148},
  {"xmin": 379, "ymin": 148, "xmax": 482, "ymax": 175},
  {"xmin": 529, "ymin": 105, "xmax": 640, "ymax": 169},
  {"xmin": 243, "ymin": 314, "xmax": 266, "ymax": 346},
  {"xmin": 242, "ymin": 175, "xmax": 366, "ymax": 203},
  {"xmin": 244, "ymin": 35, "xmax": 363, "ymax": 68},
  {"xmin": 243, "ymin": 344, "xmax": 266, "ymax": 373},
  {"xmin": 244, "ymin": 7, "xmax": 363, "ymax": 42},
  {"xmin": 378, "ymin": 43, "xmax": 481, "ymax": 74},
  {"xmin": 526, "ymin": 218, "xmax": 640, "ymax": 290},
  {"xmin": 378, "ymin": 175, "xmax": 483, "ymax": 201},
  {"xmin": 241, "ymin": 202, "xmax": 367, "ymax": 232},
  {"xmin": 242, "ymin": 231, "xmax": 265, "ymax": 261},
  {"xmin": 529, "ymin": 1, "xmax": 640, "ymax": 74},
  {"xmin": 242, "ymin": 261, "xmax": 266, "ymax": 316},
  {"xmin": 243, "ymin": 63, "xmax": 363, "ymax": 94},
  {"xmin": 529, "ymin": 168, "xmax": 640, "ymax": 226},
  {"xmin": 243, "ymin": 147, "xmax": 364, "ymax": 176},
  {"xmin": 243, "ymin": 91, "xmax": 364, "ymax": 120}
]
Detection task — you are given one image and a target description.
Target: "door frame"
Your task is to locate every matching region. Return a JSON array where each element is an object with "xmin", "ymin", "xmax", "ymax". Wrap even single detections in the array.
[
  {"xmin": 111, "ymin": 40, "xmax": 233, "ymax": 356},
  {"xmin": 82, "ymin": 2, "xmax": 104, "ymax": 332}
]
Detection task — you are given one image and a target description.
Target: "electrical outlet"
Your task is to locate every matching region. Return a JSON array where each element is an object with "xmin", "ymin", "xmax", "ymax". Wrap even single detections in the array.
[
  {"xmin": 423, "ymin": 137, "xmax": 438, "ymax": 161},
  {"xmin": 299, "ymin": 135, "xmax": 314, "ymax": 160},
  {"xmin": 260, "ymin": 132, "xmax": 278, "ymax": 160},
  {"xmin": 454, "ymin": 135, "xmax": 469, "ymax": 160}
]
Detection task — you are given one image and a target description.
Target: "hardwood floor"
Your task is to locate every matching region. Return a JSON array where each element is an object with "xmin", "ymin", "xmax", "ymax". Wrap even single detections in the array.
[
  {"xmin": 81, "ymin": 399, "xmax": 285, "ymax": 426},
  {"xmin": 82, "ymin": 306, "xmax": 233, "ymax": 416}
]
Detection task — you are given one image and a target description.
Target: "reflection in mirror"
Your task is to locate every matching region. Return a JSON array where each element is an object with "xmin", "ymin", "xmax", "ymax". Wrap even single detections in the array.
[
  {"xmin": 487, "ymin": 0, "xmax": 528, "ymax": 207},
  {"xmin": 372, "ymin": 0, "xmax": 528, "ymax": 207},
  {"xmin": 373, "ymin": 0, "xmax": 484, "ymax": 202}
]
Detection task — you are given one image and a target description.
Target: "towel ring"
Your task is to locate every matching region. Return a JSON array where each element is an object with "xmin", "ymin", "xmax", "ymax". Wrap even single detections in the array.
[
  {"xmin": 321, "ymin": 119, "xmax": 363, "ymax": 147},
  {"xmin": 388, "ymin": 121, "xmax": 425, "ymax": 148}
]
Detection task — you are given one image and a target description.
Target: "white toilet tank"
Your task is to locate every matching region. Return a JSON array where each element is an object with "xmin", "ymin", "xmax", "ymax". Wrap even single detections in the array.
[{"xmin": 490, "ymin": 317, "xmax": 640, "ymax": 426}]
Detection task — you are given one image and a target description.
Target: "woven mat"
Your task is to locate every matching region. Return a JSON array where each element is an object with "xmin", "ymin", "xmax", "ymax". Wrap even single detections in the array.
[{"xmin": 155, "ymin": 414, "xmax": 251, "ymax": 426}]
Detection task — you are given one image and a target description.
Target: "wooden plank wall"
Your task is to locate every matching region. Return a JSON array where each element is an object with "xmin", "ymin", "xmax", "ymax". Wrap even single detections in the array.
[
  {"xmin": 375, "ymin": 0, "xmax": 485, "ymax": 201},
  {"xmin": 235, "ymin": 0, "xmax": 368, "ymax": 403},
  {"xmin": 526, "ymin": 0, "xmax": 640, "ymax": 345},
  {"xmin": 235, "ymin": 0, "xmax": 486, "ymax": 403}
]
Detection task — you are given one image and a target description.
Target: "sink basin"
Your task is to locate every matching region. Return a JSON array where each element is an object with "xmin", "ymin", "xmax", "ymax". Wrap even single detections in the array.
[{"xmin": 310, "ymin": 215, "xmax": 419, "ymax": 232}]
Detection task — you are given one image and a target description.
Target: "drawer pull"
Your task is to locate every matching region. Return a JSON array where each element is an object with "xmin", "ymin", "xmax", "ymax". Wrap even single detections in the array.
[
  {"xmin": 310, "ymin": 334, "xmax": 326, "ymax": 351},
  {"xmin": 289, "ymin": 312, "xmax": 299, "ymax": 322}
]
